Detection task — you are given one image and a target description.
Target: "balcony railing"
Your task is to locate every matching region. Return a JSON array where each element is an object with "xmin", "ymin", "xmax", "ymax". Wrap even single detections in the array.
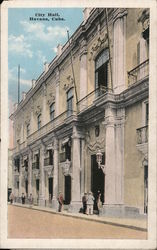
[
  {"xmin": 128, "ymin": 59, "xmax": 149, "ymax": 86},
  {"xmin": 44, "ymin": 157, "xmax": 53, "ymax": 166},
  {"xmin": 77, "ymin": 86, "xmax": 112, "ymax": 113},
  {"xmin": 32, "ymin": 162, "xmax": 40, "ymax": 169},
  {"xmin": 137, "ymin": 125, "xmax": 148, "ymax": 144},
  {"xmin": 27, "ymin": 110, "xmax": 77, "ymax": 145}
]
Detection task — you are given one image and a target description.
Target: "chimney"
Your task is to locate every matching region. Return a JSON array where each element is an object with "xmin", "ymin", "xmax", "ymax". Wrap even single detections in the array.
[
  {"xmin": 83, "ymin": 8, "xmax": 92, "ymax": 22},
  {"xmin": 57, "ymin": 44, "xmax": 62, "ymax": 57},
  {"xmin": 44, "ymin": 62, "xmax": 49, "ymax": 73},
  {"xmin": 22, "ymin": 92, "xmax": 26, "ymax": 100},
  {"xmin": 32, "ymin": 79, "xmax": 36, "ymax": 88}
]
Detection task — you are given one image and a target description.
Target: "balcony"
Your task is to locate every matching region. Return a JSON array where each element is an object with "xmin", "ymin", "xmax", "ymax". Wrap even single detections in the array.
[
  {"xmin": 77, "ymin": 86, "xmax": 112, "ymax": 113},
  {"xmin": 27, "ymin": 110, "xmax": 77, "ymax": 145},
  {"xmin": 32, "ymin": 162, "xmax": 40, "ymax": 170},
  {"xmin": 128, "ymin": 59, "xmax": 149, "ymax": 86},
  {"xmin": 136, "ymin": 125, "xmax": 148, "ymax": 155},
  {"xmin": 44, "ymin": 157, "xmax": 53, "ymax": 166}
]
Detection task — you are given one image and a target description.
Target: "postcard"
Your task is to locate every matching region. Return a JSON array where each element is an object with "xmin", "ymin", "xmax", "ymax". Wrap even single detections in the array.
[{"xmin": 0, "ymin": 0, "xmax": 157, "ymax": 249}]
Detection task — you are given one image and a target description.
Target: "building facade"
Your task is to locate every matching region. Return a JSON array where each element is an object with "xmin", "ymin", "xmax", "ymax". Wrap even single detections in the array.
[{"xmin": 10, "ymin": 8, "xmax": 149, "ymax": 216}]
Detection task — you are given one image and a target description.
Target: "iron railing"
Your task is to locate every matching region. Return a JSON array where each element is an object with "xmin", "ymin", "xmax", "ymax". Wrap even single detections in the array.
[
  {"xmin": 137, "ymin": 125, "xmax": 148, "ymax": 144},
  {"xmin": 44, "ymin": 157, "xmax": 53, "ymax": 166},
  {"xmin": 128, "ymin": 59, "xmax": 149, "ymax": 86},
  {"xmin": 32, "ymin": 162, "xmax": 40, "ymax": 169},
  {"xmin": 77, "ymin": 86, "xmax": 112, "ymax": 112}
]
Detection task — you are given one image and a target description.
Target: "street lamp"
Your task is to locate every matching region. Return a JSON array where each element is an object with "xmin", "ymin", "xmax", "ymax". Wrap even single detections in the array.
[{"xmin": 96, "ymin": 149, "xmax": 106, "ymax": 173}]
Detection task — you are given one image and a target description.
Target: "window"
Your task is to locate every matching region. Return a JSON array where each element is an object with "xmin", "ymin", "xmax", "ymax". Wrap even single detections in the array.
[
  {"xmin": 67, "ymin": 88, "xmax": 73, "ymax": 117},
  {"xmin": 95, "ymin": 49, "xmax": 109, "ymax": 94},
  {"xmin": 37, "ymin": 114, "xmax": 41, "ymax": 130},
  {"xmin": 50, "ymin": 103, "xmax": 55, "ymax": 121},
  {"xmin": 26, "ymin": 123, "xmax": 30, "ymax": 136},
  {"xmin": 145, "ymin": 102, "xmax": 149, "ymax": 125}
]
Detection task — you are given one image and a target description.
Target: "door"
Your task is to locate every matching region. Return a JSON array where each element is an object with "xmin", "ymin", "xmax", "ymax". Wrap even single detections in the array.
[
  {"xmin": 64, "ymin": 175, "xmax": 71, "ymax": 204},
  {"xmin": 144, "ymin": 165, "xmax": 148, "ymax": 213},
  {"xmin": 48, "ymin": 177, "xmax": 53, "ymax": 200},
  {"xmin": 91, "ymin": 154, "xmax": 105, "ymax": 211},
  {"xmin": 25, "ymin": 180, "xmax": 28, "ymax": 196}
]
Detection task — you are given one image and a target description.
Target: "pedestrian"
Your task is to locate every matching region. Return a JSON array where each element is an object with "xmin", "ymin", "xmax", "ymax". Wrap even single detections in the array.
[
  {"xmin": 86, "ymin": 191, "xmax": 95, "ymax": 215},
  {"xmin": 58, "ymin": 192, "xmax": 64, "ymax": 212},
  {"xmin": 29, "ymin": 193, "xmax": 33, "ymax": 206},
  {"xmin": 21, "ymin": 193, "xmax": 26, "ymax": 204},
  {"xmin": 82, "ymin": 193, "xmax": 87, "ymax": 214},
  {"xmin": 9, "ymin": 192, "xmax": 14, "ymax": 204},
  {"xmin": 97, "ymin": 190, "xmax": 102, "ymax": 214}
]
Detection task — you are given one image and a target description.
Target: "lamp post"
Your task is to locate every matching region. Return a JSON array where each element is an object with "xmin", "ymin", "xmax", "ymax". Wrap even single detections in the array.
[{"xmin": 96, "ymin": 149, "xmax": 106, "ymax": 174}]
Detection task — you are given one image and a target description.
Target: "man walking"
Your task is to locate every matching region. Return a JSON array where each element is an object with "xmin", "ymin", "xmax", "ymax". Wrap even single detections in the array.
[{"xmin": 82, "ymin": 193, "xmax": 87, "ymax": 214}]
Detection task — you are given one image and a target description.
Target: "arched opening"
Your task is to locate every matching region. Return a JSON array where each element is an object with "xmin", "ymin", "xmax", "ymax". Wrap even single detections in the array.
[{"xmin": 91, "ymin": 154, "xmax": 105, "ymax": 211}]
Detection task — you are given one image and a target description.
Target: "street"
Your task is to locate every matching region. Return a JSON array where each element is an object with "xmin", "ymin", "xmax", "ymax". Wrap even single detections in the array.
[{"xmin": 8, "ymin": 205, "xmax": 147, "ymax": 239}]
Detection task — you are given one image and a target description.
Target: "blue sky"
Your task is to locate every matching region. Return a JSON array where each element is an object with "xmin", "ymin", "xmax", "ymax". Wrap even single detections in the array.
[{"xmin": 8, "ymin": 8, "xmax": 83, "ymax": 106}]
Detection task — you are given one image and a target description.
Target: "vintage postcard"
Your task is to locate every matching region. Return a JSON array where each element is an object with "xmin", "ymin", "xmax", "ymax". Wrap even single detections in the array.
[{"xmin": 0, "ymin": 0, "xmax": 157, "ymax": 249}]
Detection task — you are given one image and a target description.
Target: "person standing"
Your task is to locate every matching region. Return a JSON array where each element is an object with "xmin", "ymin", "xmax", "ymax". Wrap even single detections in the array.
[
  {"xmin": 97, "ymin": 190, "xmax": 102, "ymax": 215},
  {"xmin": 58, "ymin": 192, "xmax": 64, "ymax": 212},
  {"xmin": 9, "ymin": 192, "xmax": 14, "ymax": 204},
  {"xmin": 86, "ymin": 192, "xmax": 95, "ymax": 215},
  {"xmin": 82, "ymin": 193, "xmax": 87, "ymax": 214},
  {"xmin": 21, "ymin": 193, "xmax": 26, "ymax": 204}
]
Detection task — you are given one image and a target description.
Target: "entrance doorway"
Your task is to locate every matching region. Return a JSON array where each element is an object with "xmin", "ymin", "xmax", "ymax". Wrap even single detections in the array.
[
  {"xmin": 91, "ymin": 154, "xmax": 105, "ymax": 211},
  {"xmin": 144, "ymin": 165, "xmax": 148, "ymax": 214},
  {"xmin": 48, "ymin": 177, "xmax": 53, "ymax": 200},
  {"xmin": 64, "ymin": 176, "xmax": 71, "ymax": 204},
  {"xmin": 25, "ymin": 180, "xmax": 28, "ymax": 196}
]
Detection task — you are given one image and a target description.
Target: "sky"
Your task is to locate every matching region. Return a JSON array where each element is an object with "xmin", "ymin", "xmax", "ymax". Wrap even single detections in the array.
[{"xmin": 8, "ymin": 8, "xmax": 83, "ymax": 108}]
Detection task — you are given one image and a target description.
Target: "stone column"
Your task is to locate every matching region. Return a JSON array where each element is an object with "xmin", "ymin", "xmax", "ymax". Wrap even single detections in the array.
[
  {"xmin": 39, "ymin": 143, "xmax": 45, "ymax": 206},
  {"xmin": 55, "ymin": 68, "xmax": 60, "ymax": 116},
  {"xmin": 19, "ymin": 156, "xmax": 23, "ymax": 197},
  {"xmin": 69, "ymin": 126, "xmax": 82, "ymax": 212},
  {"xmin": 113, "ymin": 11, "xmax": 127, "ymax": 94},
  {"xmin": 42, "ymin": 83, "xmax": 47, "ymax": 126},
  {"xmin": 80, "ymin": 139, "xmax": 85, "ymax": 197},
  {"xmin": 28, "ymin": 149, "xmax": 33, "ymax": 195},
  {"xmin": 102, "ymin": 107, "xmax": 125, "ymax": 216},
  {"xmin": 52, "ymin": 137, "xmax": 59, "ymax": 209},
  {"xmin": 79, "ymin": 40, "xmax": 87, "ymax": 111}
]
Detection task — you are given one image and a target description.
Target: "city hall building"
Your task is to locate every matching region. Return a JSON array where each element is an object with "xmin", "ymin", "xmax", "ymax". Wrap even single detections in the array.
[{"xmin": 10, "ymin": 8, "xmax": 149, "ymax": 216}]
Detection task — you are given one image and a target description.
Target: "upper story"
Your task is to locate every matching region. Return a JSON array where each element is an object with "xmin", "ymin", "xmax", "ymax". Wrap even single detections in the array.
[{"xmin": 10, "ymin": 8, "xmax": 149, "ymax": 150}]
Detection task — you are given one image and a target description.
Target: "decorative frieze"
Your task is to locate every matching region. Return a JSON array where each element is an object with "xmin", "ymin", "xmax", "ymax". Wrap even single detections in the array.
[
  {"xmin": 60, "ymin": 159, "xmax": 72, "ymax": 176},
  {"xmin": 89, "ymin": 34, "xmax": 108, "ymax": 61}
]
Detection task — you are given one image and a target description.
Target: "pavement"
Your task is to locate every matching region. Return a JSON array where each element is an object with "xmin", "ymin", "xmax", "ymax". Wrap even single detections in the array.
[{"xmin": 11, "ymin": 202, "xmax": 147, "ymax": 232}]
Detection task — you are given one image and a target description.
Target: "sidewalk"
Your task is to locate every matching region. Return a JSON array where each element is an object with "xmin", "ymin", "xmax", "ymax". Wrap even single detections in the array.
[{"xmin": 12, "ymin": 203, "xmax": 147, "ymax": 232}]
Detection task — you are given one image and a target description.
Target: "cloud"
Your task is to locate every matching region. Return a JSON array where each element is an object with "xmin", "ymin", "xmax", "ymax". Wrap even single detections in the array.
[
  {"xmin": 8, "ymin": 67, "xmax": 32, "ymax": 87},
  {"xmin": 20, "ymin": 21, "xmax": 69, "ymax": 43},
  {"xmin": 52, "ymin": 47, "xmax": 57, "ymax": 53},
  {"xmin": 8, "ymin": 34, "xmax": 33, "ymax": 58},
  {"xmin": 36, "ymin": 50, "xmax": 47, "ymax": 64}
]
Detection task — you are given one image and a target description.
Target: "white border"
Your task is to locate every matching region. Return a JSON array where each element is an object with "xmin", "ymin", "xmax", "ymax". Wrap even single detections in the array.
[{"xmin": 1, "ymin": 0, "xmax": 157, "ymax": 249}]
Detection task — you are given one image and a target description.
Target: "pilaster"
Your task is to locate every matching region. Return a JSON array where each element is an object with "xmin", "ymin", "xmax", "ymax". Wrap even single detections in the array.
[
  {"xmin": 28, "ymin": 149, "xmax": 33, "ymax": 195},
  {"xmin": 113, "ymin": 10, "xmax": 127, "ymax": 94},
  {"xmin": 39, "ymin": 143, "xmax": 46, "ymax": 206},
  {"xmin": 52, "ymin": 137, "xmax": 59, "ymax": 209},
  {"xmin": 69, "ymin": 126, "xmax": 82, "ymax": 212}
]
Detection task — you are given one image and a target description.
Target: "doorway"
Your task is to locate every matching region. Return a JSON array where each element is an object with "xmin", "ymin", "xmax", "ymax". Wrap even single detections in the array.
[
  {"xmin": 48, "ymin": 177, "xmax": 53, "ymax": 200},
  {"xmin": 64, "ymin": 175, "xmax": 71, "ymax": 204},
  {"xmin": 91, "ymin": 154, "xmax": 105, "ymax": 210},
  {"xmin": 25, "ymin": 180, "xmax": 28, "ymax": 196},
  {"xmin": 144, "ymin": 165, "xmax": 148, "ymax": 214}
]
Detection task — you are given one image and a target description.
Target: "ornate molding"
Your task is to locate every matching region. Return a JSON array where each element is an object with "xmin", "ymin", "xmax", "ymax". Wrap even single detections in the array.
[
  {"xmin": 35, "ymin": 105, "xmax": 42, "ymax": 116},
  {"xmin": 63, "ymin": 75, "xmax": 74, "ymax": 92},
  {"xmin": 47, "ymin": 92, "xmax": 55, "ymax": 105},
  {"xmin": 60, "ymin": 159, "xmax": 72, "ymax": 176},
  {"xmin": 87, "ymin": 138, "xmax": 105, "ymax": 153},
  {"xmin": 33, "ymin": 169, "xmax": 40, "ymax": 179},
  {"xmin": 89, "ymin": 34, "xmax": 108, "ymax": 61},
  {"xmin": 44, "ymin": 165, "xmax": 54, "ymax": 177}
]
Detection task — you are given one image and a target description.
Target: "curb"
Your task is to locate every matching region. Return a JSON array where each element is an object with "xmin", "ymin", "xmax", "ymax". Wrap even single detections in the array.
[{"xmin": 11, "ymin": 203, "xmax": 147, "ymax": 232}]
